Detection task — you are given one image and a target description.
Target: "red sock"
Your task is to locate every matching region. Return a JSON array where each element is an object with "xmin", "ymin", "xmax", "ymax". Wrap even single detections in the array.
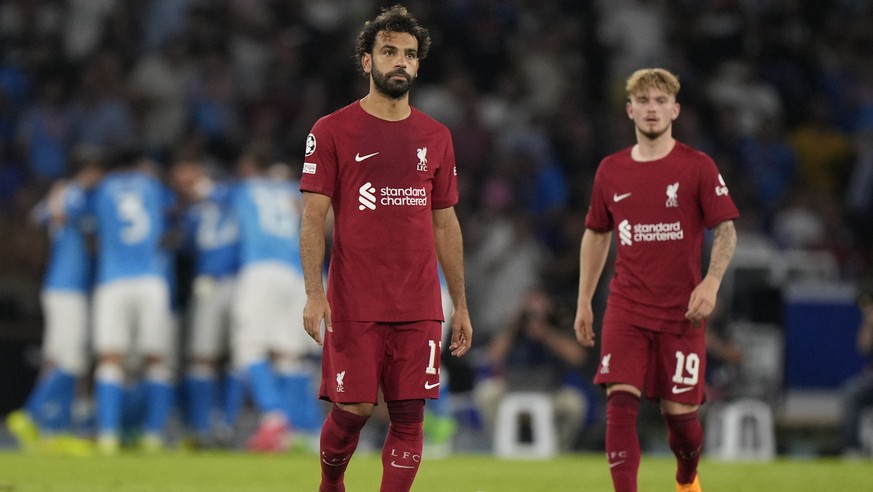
[
  {"xmin": 605, "ymin": 391, "xmax": 641, "ymax": 492},
  {"xmin": 319, "ymin": 406, "xmax": 368, "ymax": 492},
  {"xmin": 664, "ymin": 411, "xmax": 703, "ymax": 484},
  {"xmin": 380, "ymin": 400, "xmax": 424, "ymax": 492}
]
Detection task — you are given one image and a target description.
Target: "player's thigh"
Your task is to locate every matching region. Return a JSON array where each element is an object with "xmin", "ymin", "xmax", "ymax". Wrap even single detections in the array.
[
  {"xmin": 232, "ymin": 267, "xmax": 271, "ymax": 339},
  {"xmin": 93, "ymin": 281, "xmax": 134, "ymax": 355},
  {"xmin": 270, "ymin": 270, "xmax": 313, "ymax": 356},
  {"xmin": 381, "ymin": 320, "xmax": 442, "ymax": 402},
  {"xmin": 320, "ymin": 321, "xmax": 385, "ymax": 404},
  {"xmin": 188, "ymin": 277, "xmax": 234, "ymax": 359},
  {"xmin": 41, "ymin": 290, "xmax": 90, "ymax": 374},
  {"xmin": 134, "ymin": 277, "xmax": 173, "ymax": 358},
  {"xmin": 594, "ymin": 318, "xmax": 652, "ymax": 391},
  {"xmin": 647, "ymin": 328, "xmax": 707, "ymax": 405}
]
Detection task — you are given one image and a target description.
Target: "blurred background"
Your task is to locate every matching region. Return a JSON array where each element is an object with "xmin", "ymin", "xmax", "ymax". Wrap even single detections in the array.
[{"xmin": 1, "ymin": 0, "xmax": 872, "ymax": 458}]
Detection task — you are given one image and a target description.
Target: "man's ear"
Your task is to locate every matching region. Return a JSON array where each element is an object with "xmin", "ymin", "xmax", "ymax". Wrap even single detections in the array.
[{"xmin": 361, "ymin": 53, "xmax": 372, "ymax": 75}]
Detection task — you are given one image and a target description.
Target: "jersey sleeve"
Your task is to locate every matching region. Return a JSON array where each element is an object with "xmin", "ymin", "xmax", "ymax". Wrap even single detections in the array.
[
  {"xmin": 697, "ymin": 155, "xmax": 739, "ymax": 229},
  {"xmin": 299, "ymin": 116, "xmax": 338, "ymax": 197},
  {"xmin": 431, "ymin": 129, "xmax": 458, "ymax": 209},
  {"xmin": 585, "ymin": 160, "xmax": 613, "ymax": 232}
]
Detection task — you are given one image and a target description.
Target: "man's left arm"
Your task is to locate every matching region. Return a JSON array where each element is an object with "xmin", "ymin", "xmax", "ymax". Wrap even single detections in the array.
[
  {"xmin": 433, "ymin": 206, "xmax": 472, "ymax": 357},
  {"xmin": 686, "ymin": 220, "xmax": 737, "ymax": 324}
]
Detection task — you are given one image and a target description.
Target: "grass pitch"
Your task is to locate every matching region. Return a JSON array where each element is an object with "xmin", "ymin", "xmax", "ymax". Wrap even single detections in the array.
[{"xmin": 0, "ymin": 451, "xmax": 869, "ymax": 491}]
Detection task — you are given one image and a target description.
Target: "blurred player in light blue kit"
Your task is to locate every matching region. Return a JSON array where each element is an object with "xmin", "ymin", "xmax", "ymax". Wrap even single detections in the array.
[
  {"xmin": 6, "ymin": 146, "xmax": 104, "ymax": 455},
  {"xmin": 170, "ymin": 151, "xmax": 243, "ymax": 448},
  {"xmin": 231, "ymin": 144, "xmax": 318, "ymax": 452},
  {"xmin": 90, "ymin": 149, "xmax": 176, "ymax": 454}
]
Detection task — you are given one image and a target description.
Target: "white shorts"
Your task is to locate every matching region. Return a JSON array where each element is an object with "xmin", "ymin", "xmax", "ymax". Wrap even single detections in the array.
[
  {"xmin": 187, "ymin": 275, "xmax": 235, "ymax": 360},
  {"xmin": 232, "ymin": 263, "xmax": 311, "ymax": 365},
  {"xmin": 93, "ymin": 276, "xmax": 173, "ymax": 358},
  {"xmin": 41, "ymin": 290, "xmax": 90, "ymax": 375}
]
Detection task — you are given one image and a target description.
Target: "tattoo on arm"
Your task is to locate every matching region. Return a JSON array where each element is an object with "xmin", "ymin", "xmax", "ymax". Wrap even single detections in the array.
[{"xmin": 706, "ymin": 220, "xmax": 737, "ymax": 282}]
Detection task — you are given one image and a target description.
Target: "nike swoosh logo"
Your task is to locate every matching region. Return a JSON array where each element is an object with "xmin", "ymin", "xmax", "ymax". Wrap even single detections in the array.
[
  {"xmin": 355, "ymin": 152, "xmax": 379, "ymax": 162},
  {"xmin": 424, "ymin": 381, "xmax": 440, "ymax": 390},
  {"xmin": 609, "ymin": 460, "xmax": 626, "ymax": 469},
  {"xmin": 390, "ymin": 461, "xmax": 416, "ymax": 469},
  {"xmin": 671, "ymin": 385, "xmax": 694, "ymax": 394},
  {"xmin": 613, "ymin": 192, "xmax": 632, "ymax": 202}
]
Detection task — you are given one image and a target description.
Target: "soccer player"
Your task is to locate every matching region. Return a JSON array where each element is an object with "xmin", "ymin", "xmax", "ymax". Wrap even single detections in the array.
[
  {"xmin": 299, "ymin": 5, "xmax": 473, "ymax": 491},
  {"xmin": 90, "ymin": 149, "xmax": 176, "ymax": 454},
  {"xmin": 6, "ymin": 146, "xmax": 104, "ymax": 455},
  {"xmin": 231, "ymin": 144, "xmax": 313, "ymax": 452},
  {"xmin": 574, "ymin": 68, "xmax": 739, "ymax": 492},
  {"xmin": 170, "ymin": 154, "xmax": 242, "ymax": 448}
]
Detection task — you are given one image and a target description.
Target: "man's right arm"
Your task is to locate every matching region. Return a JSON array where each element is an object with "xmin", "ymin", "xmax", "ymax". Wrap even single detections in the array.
[
  {"xmin": 300, "ymin": 191, "xmax": 332, "ymax": 345},
  {"xmin": 574, "ymin": 228, "xmax": 612, "ymax": 347}
]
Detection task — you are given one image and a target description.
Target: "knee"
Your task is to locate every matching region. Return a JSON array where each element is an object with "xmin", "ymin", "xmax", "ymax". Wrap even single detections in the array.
[
  {"xmin": 336, "ymin": 402, "xmax": 375, "ymax": 419},
  {"xmin": 387, "ymin": 399, "xmax": 425, "ymax": 424},
  {"xmin": 606, "ymin": 390, "xmax": 640, "ymax": 424},
  {"xmin": 145, "ymin": 361, "xmax": 175, "ymax": 384},
  {"xmin": 232, "ymin": 343, "xmax": 268, "ymax": 370}
]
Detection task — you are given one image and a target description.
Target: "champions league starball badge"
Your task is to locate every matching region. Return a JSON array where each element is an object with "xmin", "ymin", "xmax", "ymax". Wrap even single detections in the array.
[{"xmin": 305, "ymin": 133, "xmax": 316, "ymax": 156}]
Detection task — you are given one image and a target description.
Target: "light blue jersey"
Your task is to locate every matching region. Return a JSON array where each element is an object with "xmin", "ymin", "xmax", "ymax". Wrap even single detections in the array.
[
  {"xmin": 185, "ymin": 183, "xmax": 239, "ymax": 278},
  {"xmin": 38, "ymin": 183, "xmax": 93, "ymax": 293},
  {"xmin": 91, "ymin": 171, "xmax": 169, "ymax": 284},
  {"xmin": 232, "ymin": 178, "xmax": 301, "ymax": 272}
]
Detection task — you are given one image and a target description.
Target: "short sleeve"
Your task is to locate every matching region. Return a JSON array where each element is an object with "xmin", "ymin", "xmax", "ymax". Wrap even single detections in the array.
[
  {"xmin": 299, "ymin": 117, "xmax": 338, "ymax": 198},
  {"xmin": 585, "ymin": 161, "xmax": 613, "ymax": 232},
  {"xmin": 697, "ymin": 155, "xmax": 739, "ymax": 229},
  {"xmin": 431, "ymin": 129, "xmax": 458, "ymax": 209}
]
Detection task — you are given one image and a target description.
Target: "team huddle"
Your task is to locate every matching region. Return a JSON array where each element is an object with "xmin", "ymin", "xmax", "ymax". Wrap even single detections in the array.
[{"xmin": 8, "ymin": 143, "xmax": 322, "ymax": 455}]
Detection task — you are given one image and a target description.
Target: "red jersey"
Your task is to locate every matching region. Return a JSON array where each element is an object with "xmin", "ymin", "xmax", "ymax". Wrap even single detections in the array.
[
  {"xmin": 586, "ymin": 142, "xmax": 739, "ymax": 333},
  {"xmin": 300, "ymin": 101, "xmax": 458, "ymax": 322}
]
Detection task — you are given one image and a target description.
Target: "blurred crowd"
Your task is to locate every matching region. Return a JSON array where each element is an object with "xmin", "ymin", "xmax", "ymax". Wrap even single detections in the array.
[{"xmin": 2, "ymin": 0, "xmax": 873, "ymax": 453}]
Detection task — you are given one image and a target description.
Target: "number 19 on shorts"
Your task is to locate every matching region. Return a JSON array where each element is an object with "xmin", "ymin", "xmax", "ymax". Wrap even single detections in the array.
[{"xmin": 672, "ymin": 351, "xmax": 700, "ymax": 386}]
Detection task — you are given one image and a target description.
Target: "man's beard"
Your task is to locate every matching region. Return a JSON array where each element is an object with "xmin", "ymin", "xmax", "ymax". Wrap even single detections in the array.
[{"xmin": 372, "ymin": 66, "xmax": 413, "ymax": 99}]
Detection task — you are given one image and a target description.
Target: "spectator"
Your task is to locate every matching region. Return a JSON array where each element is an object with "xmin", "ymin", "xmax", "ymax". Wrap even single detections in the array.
[
  {"xmin": 16, "ymin": 76, "xmax": 74, "ymax": 183},
  {"xmin": 474, "ymin": 289, "xmax": 589, "ymax": 452},
  {"xmin": 465, "ymin": 177, "xmax": 546, "ymax": 340},
  {"xmin": 69, "ymin": 52, "xmax": 136, "ymax": 151},
  {"xmin": 736, "ymin": 115, "xmax": 798, "ymax": 215},
  {"xmin": 791, "ymin": 96, "xmax": 854, "ymax": 195},
  {"xmin": 128, "ymin": 37, "xmax": 194, "ymax": 159}
]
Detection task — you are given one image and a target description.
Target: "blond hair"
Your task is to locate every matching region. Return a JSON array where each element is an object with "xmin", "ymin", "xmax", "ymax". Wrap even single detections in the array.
[{"xmin": 625, "ymin": 68, "xmax": 680, "ymax": 99}]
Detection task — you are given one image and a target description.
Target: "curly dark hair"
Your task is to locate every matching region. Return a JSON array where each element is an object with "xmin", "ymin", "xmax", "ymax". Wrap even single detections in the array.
[{"xmin": 355, "ymin": 4, "xmax": 431, "ymax": 77}]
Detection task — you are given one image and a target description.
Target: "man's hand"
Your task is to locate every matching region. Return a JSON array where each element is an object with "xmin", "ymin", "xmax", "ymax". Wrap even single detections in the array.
[
  {"xmin": 302, "ymin": 293, "xmax": 332, "ymax": 346},
  {"xmin": 686, "ymin": 276, "xmax": 719, "ymax": 327},
  {"xmin": 574, "ymin": 302, "xmax": 596, "ymax": 347},
  {"xmin": 448, "ymin": 307, "xmax": 473, "ymax": 357}
]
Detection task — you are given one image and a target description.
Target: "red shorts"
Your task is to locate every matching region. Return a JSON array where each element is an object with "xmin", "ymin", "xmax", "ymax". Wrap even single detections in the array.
[
  {"xmin": 594, "ymin": 317, "xmax": 707, "ymax": 404},
  {"xmin": 319, "ymin": 320, "xmax": 442, "ymax": 404}
]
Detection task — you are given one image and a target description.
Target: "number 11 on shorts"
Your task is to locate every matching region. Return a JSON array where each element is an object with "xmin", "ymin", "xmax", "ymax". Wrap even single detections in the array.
[{"xmin": 426, "ymin": 340, "xmax": 440, "ymax": 375}]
